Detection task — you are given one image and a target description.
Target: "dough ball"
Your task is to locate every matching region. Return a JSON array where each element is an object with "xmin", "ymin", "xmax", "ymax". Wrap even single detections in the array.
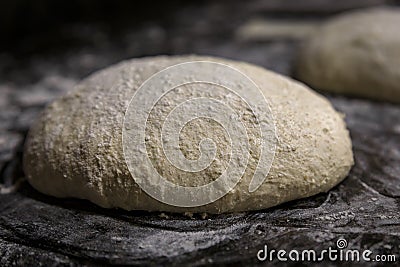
[
  {"xmin": 23, "ymin": 55, "xmax": 354, "ymax": 213},
  {"xmin": 296, "ymin": 8, "xmax": 400, "ymax": 103}
]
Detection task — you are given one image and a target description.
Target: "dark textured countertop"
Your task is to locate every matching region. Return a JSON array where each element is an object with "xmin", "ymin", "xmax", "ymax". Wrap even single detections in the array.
[{"xmin": 0, "ymin": 1, "xmax": 399, "ymax": 266}]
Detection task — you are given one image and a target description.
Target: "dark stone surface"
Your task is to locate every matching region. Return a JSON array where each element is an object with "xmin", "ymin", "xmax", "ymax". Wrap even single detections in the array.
[{"xmin": 0, "ymin": 1, "xmax": 399, "ymax": 266}]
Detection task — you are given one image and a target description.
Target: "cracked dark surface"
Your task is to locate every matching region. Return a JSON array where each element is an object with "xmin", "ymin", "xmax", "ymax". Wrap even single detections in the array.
[{"xmin": 0, "ymin": 1, "xmax": 399, "ymax": 266}]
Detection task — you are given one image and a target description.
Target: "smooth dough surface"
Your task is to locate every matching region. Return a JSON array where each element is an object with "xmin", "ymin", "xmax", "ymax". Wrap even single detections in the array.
[
  {"xmin": 24, "ymin": 55, "xmax": 354, "ymax": 213},
  {"xmin": 296, "ymin": 8, "xmax": 400, "ymax": 103}
]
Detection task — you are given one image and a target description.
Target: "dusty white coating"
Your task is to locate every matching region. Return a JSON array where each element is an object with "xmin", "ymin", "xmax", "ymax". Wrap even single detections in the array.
[
  {"xmin": 296, "ymin": 8, "xmax": 400, "ymax": 103},
  {"xmin": 23, "ymin": 55, "xmax": 354, "ymax": 213},
  {"xmin": 122, "ymin": 61, "xmax": 277, "ymax": 207}
]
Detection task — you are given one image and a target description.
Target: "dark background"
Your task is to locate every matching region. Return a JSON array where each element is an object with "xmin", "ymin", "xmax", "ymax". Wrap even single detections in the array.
[{"xmin": 1, "ymin": 1, "xmax": 400, "ymax": 266}]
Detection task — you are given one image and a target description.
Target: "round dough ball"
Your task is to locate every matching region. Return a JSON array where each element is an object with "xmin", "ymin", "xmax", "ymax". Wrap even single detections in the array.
[
  {"xmin": 296, "ymin": 8, "xmax": 400, "ymax": 103},
  {"xmin": 23, "ymin": 55, "xmax": 353, "ymax": 214}
]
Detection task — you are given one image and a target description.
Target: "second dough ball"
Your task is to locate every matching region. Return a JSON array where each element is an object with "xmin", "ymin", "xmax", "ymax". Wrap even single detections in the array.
[{"xmin": 296, "ymin": 8, "xmax": 400, "ymax": 103}]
